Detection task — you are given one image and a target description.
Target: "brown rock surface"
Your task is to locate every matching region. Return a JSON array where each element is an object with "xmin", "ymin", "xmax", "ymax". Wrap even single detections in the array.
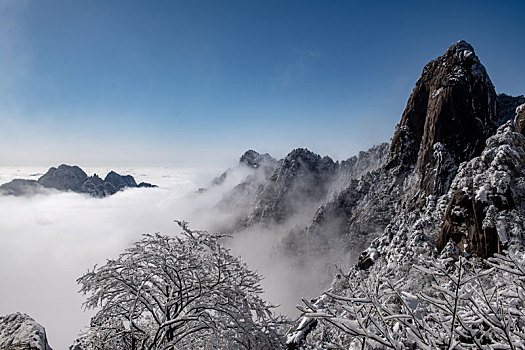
[{"xmin": 386, "ymin": 41, "xmax": 497, "ymax": 197}]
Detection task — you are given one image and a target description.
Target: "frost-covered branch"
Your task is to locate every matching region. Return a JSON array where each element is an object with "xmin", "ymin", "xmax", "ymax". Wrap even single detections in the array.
[{"xmin": 76, "ymin": 222, "xmax": 287, "ymax": 349}]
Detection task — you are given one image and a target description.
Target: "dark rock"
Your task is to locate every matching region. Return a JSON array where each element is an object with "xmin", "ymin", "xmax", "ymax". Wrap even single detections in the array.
[
  {"xmin": 386, "ymin": 40, "xmax": 497, "ymax": 198},
  {"xmin": 104, "ymin": 171, "xmax": 137, "ymax": 190},
  {"xmin": 137, "ymin": 182, "xmax": 157, "ymax": 188},
  {"xmin": 212, "ymin": 150, "xmax": 277, "ymax": 187},
  {"xmin": 497, "ymin": 93, "xmax": 525, "ymax": 125},
  {"xmin": 211, "ymin": 172, "xmax": 228, "ymax": 186},
  {"xmin": 437, "ymin": 189, "xmax": 505, "ymax": 258},
  {"xmin": 38, "ymin": 164, "xmax": 88, "ymax": 192},
  {"xmin": 1, "ymin": 165, "xmax": 156, "ymax": 198},
  {"xmin": 240, "ymin": 150, "xmax": 276, "ymax": 169},
  {"xmin": 437, "ymin": 121, "xmax": 524, "ymax": 258},
  {"xmin": 0, "ymin": 179, "xmax": 42, "ymax": 196},
  {"xmin": 357, "ymin": 249, "xmax": 380, "ymax": 270},
  {"xmin": 247, "ymin": 148, "xmax": 337, "ymax": 224},
  {"xmin": 80, "ymin": 174, "xmax": 117, "ymax": 197}
]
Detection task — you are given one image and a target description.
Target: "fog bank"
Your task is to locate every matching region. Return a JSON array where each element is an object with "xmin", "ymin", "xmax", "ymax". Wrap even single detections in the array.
[{"xmin": 0, "ymin": 165, "xmax": 336, "ymax": 348}]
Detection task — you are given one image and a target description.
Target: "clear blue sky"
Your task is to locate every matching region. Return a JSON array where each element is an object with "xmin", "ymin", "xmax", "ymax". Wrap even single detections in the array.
[{"xmin": 1, "ymin": 0, "xmax": 524, "ymax": 166}]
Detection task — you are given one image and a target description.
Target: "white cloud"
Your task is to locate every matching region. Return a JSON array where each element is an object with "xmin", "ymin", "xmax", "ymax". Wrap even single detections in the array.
[
  {"xmin": 0, "ymin": 164, "xmax": 336, "ymax": 348},
  {"xmin": 0, "ymin": 166, "xmax": 223, "ymax": 348}
]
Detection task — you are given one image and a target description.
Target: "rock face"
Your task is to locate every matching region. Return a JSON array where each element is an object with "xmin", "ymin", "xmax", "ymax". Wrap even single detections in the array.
[
  {"xmin": 246, "ymin": 148, "xmax": 337, "ymax": 225},
  {"xmin": 239, "ymin": 150, "xmax": 277, "ymax": 170},
  {"xmin": 437, "ymin": 120, "xmax": 525, "ymax": 257},
  {"xmin": 515, "ymin": 103, "xmax": 525, "ymax": 135},
  {"xmin": 38, "ymin": 164, "xmax": 88, "ymax": 192},
  {"xmin": 284, "ymin": 42, "xmax": 525, "ymax": 349},
  {"xmin": 288, "ymin": 119, "xmax": 525, "ymax": 348},
  {"xmin": 497, "ymin": 93, "xmax": 525, "ymax": 125},
  {"xmin": 80, "ymin": 174, "xmax": 117, "ymax": 197},
  {"xmin": 224, "ymin": 41, "xmax": 521, "ymax": 272},
  {"xmin": 0, "ymin": 179, "xmax": 42, "ymax": 196},
  {"xmin": 0, "ymin": 165, "xmax": 156, "ymax": 197},
  {"xmin": 104, "ymin": 171, "xmax": 137, "ymax": 190},
  {"xmin": 386, "ymin": 40, "xmax": 497, "ymax": 198},
  {"xmin": 215, "ymin": 151, "xmax": 277, "ymax": 218},
  {"xmin": 212, "ymin": 150, "xmax": 278, "ymax": 187},
  {"xmin": 0, "ymin": 313, "xmax": 52, "ymax": 350}
]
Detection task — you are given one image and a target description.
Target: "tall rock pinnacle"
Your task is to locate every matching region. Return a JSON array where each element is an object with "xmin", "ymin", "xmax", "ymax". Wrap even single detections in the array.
[{"xmin": 386, "ymin": 40, "xmax": 497, "ymax": 197}]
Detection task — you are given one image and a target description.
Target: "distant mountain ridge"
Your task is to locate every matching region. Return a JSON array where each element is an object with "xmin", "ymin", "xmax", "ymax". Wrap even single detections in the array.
[{"xmin": 0, "ymin": 164, "xmax": 156, "ymax": 197}]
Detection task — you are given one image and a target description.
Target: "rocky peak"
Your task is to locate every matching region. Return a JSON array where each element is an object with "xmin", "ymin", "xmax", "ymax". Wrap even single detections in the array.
[
  {"xmin": 104, "ymin": 171, "xmax": 137, "ymax": 190},
  {"xmin": 247, "ymin": 148, "xmax": 336, "ymax": 224},
  {"xmin": 0, "ymin": 313, "xmax": 52, "ymax": 350},
  {"xmin": 272, "ymin": 148, "xmax": 335, "ymax": 181},
  {"xmin": 1, "ymin": 166, "xmax": 155, "ymax": 198},
  {"xmin": 386, "ymin": 40, "xmax": 497, "ymax": 198},
  {"xmin": 38, "ymin": 164, "xmax": 88, "ymax": 192},
  {"xmin": 239, "ymin": 150, "xmax": 276, "ymax": 169}
]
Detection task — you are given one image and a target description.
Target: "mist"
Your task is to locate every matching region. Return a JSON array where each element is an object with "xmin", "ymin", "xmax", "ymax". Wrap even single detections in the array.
[{"xmin": 0, "ymin": 165, "xmax": 336, "ymax": 349}]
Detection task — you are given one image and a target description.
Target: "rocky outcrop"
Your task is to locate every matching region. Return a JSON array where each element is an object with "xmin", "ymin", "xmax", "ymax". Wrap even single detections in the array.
[
  {"xmin": 239, "ymin": 150, "xmax": 277, "ymax": 170},
  {"xmin": 246, "ymin": 148, "xmax": 337, "ymax": 225},
  {"xmin": 212, "ymin": 150, "xmax": 278, "ymax": 187},
  {"xmin": 437, "ymin": 120, "xmax": 525, "ymax": 257},
  {"xmin": 386, "ymin": 40, "xmax": 497, "ymax": 198},
  {"xmin": 0, "ymin": 313, "xmax": 52, "ymax": 350},
  {"xmin": 38, "ymin": 165, "xmax": 88, "ymax": 192},
  {"xmin": 496, "ymin": 93, "xmax": 525, "ymax": 125},
  {"xmin": 0, "ymin": 179, "xmax": 42, "ymax": 196},
  {"xmin": 287, "ymin": 120, "xmax": 525, "ymax": 349},
  {"xmin": 80, "ymin": 174, "xmax": 117, "ymax": 197},
  {"xmin": 278, "ymin": 41, "xmax": 525, "ymax": 349},
  {"xmin": 515, "ymin": 103, "xmax": 525, "ymax": 135},
  {"xmin": 0, "ymin": 165, "xmax": 156, "ymax": 198},
  {"xmin": 104, "ymin": 171, "xmax": 137, "ymax": 190}
]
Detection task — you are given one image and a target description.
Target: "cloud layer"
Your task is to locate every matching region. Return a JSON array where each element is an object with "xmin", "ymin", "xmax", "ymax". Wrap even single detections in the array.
[{"xmin": 0, "ymin": 165, "xmax": 333, "ymax": 348}]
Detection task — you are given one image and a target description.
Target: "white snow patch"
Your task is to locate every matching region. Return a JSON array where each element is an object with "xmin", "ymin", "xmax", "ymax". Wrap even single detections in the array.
[
  {"xmin": 496, "ymin": 218, "xmax": 508, "ymax": 244},
  {"xmin": 474, "ymin": 185, "xmax": 489, "ymax": 203},
  {"xmin": 432, "ymin": 87, "xmax": 444, "ymax": 99},
  {"xmin": 516, "ymin": 103, "xmax": 525, "ymax": 115}
]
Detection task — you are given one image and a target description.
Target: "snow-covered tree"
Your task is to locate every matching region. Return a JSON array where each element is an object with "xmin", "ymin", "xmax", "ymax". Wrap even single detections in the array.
[
  {"xmin": 77, "ymin": 222, "xmax": 285, "ymax": 350},
  {"xmin": 295, "ymin": 251, "xmax": 525, "ymax": 349}
]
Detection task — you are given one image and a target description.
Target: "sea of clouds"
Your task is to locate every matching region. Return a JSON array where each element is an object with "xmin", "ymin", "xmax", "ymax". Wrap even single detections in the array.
[{"xmin": 0, "ymin": 165, "xmax": 330, "ymax": 348}]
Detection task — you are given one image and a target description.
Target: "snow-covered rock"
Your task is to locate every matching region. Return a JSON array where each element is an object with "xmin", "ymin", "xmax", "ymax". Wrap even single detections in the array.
[
  {"xmin": 515, "ymin": 102, "xmax": 525, "ymax": 135},
  {"xmin": 246, "ymin": 148, "xmax": 337, "ymax": 225},
  {"xmin": 437, "ymin": 120, "xmax": 525, "ymax": 257},
  {"xmin": 284, "ymin": 41, "xmax": 525, "ymax": 349},
  {"xmin": 0, "ymin": 313, "xmax": 52, "ymax": 350}
]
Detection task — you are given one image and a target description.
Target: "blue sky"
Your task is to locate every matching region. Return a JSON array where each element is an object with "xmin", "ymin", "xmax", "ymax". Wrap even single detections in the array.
[{"xmin": 1, "ymin": 0, "xmax": 524, "ymax": 166}]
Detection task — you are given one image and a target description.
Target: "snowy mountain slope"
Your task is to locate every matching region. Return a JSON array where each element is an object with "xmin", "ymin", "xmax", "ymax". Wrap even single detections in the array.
[
  {"xmin": 286, "ymin": 41, "xmax": 525, "ymax": 349},
  {"xmin": 0, "ymin": 313, "xmax": 52, "ymax": 350},
  {"xmin": 287, "ymin": 117, "xmax": 525, "ymax": 350}
]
